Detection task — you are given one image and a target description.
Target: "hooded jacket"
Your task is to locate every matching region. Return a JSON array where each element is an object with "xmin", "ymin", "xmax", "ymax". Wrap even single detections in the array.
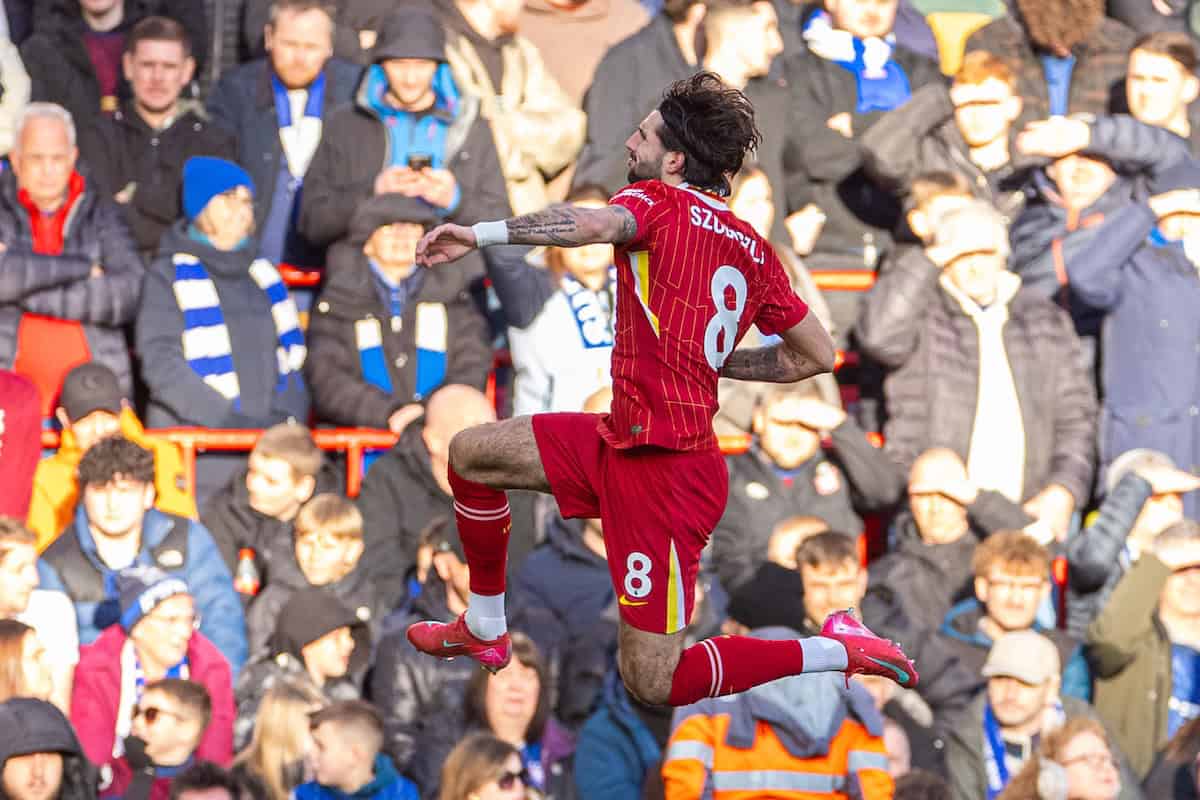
[
  {"xmin": 662, "ymin": 627, "xmax": 892, "ymax": 799},
  {"xmin": 28, "ymin": 407, "xmax": 195, "ymax": 551},
  {"xmin": 293, "ymin": 753, "xmax": 419, "ymax": 800},
  {"xmin": 0, "ymin": 698, "xmax": 98, "ymax": 800},
  {"xmin": 573, "ymin": 668, "xmax": 670, "ymax": 800},
  {"xmin": 70, "ymin": 625, "xmax": 235, "ymax": 774},
  {"xmin": 305, "ymin": 204, "xmax": 491, "ymax": 428},
  {"xmin": 136, "ymin": 221, "xmax": 310, "ymax": 431},
  {"xmin": 0, "ymin": 169, "xmax": 144, "ymax": 402},
  {"xmin": 299, "ymin": 32, "xmax": 510, "ymax": 247},
  {"xmin": 37, "ymin": 506, "xmax": 248, "ymax": 673}
]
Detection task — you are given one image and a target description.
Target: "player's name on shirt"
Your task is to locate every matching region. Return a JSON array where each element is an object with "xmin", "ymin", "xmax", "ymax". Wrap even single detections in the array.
[{"xmin": 687, "ymin": 204, "xmax": 766, "ymax": 265}]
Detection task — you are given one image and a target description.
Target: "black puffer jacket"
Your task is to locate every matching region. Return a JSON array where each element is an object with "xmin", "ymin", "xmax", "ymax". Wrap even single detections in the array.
[
  {"xmin": 305, "ymin": 239, "xmax": 490, "ymax": 428},
  {"xmin": 0, "ymin": 698, "xmax": 97, "ymax": 800},
  {"xmin": 856, "ymin": 245, "xmax": 1098, "ymax": 506},
  {"xmin": 0, "ymin": 169, "xmax": 144, "ymax": 397}
]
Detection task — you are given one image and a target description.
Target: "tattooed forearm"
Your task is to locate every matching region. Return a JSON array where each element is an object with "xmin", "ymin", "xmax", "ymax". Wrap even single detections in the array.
[
  {"xmin": 719, "ymin": 343, "xmax": 829, "ymax": 383},
  {"xmin": 503, "ymin": 204, "xmax": 638, "ymax": 247}
]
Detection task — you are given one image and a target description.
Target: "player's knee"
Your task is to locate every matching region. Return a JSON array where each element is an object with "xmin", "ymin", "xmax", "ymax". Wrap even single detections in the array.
[
  {"xmin": 447, "ymin": 428, "xmax": 486, "ymax": 480},
  {"xmin": 618, "ymin": 651, "xmax": 674, "ymax": 706}
]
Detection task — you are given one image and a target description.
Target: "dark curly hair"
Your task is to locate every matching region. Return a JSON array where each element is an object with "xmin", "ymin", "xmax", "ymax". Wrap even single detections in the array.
[
  {"xmin": 1015, "ymin": 0, "xmax": 1104, "ymax": 52},
  {"xmin": 657, "ymin": 71, "xmax": 762, "ymax": 196},
  {"xmin": 77, "ymin": 436, "xmax": 155, "ymax": 488}
]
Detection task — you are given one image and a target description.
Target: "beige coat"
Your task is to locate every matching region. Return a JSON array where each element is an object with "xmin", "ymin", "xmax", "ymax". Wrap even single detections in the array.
[{"xmin": 445, "ymin": 33, "xmax": 586, "ymax": 214}]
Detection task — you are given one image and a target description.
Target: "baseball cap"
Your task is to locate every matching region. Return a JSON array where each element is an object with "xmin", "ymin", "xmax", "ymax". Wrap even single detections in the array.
[
  {"xmin": 982, "ymin": 630, "xmax": 1060, "ymax": 685},
  {"xmin": 1106, "ymin": 448, "xmax": 1200, "ymax": 496},
  {"xmin": 59, "ymin": 362, "xmax": 123, "ymax": 422}
]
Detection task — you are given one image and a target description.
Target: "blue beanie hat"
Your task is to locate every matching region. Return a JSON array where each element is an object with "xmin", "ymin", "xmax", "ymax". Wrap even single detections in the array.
[
  {"xmin": 117, "ymin": 565, "xmax": 190, "ymax": 632},
  {"xmin": 182, "ymin": 156, "xmax": 255, "ymax": 221}
]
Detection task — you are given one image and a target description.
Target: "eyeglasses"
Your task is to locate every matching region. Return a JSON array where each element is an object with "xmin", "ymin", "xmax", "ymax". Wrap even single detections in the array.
[
  {"xmin": 133, "ymin": 705, "xmax": 188, "ymax": 725},
  {"xmin": 1060, "ymin": 753, "xmax": 1119, "ymax": 770},
  {"xmin": 496, "ymin": 770, "xmax": 526, "ymax": 790},
  {"xmin": 147, "ymin": 612, "xmax": 201, "ymax": 631}
]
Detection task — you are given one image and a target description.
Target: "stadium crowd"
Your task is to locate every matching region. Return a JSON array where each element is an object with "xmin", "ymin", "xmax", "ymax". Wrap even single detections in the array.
[{"xmin": 0, "ymin": 0, "xmax": 1200, "ymax": 797}]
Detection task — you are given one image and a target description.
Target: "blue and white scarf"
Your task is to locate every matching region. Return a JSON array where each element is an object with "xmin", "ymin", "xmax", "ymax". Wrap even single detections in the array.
[
  {"xmin": 173, "ymin": 254, "xmax": 306, "ymax": 404},
  {"xmin": 355, "ymin": 302, "xmax": 448, "ymax": 401},
  {"xmin": 560, "ymin": 267, "xmax": 616, "ymax": 349},
  {"xmin": 802, "ymin": 10, "xmax": 911, "ymax": 113},
  {"xmin": 273, "ymin": 71, "xmax": 325, "ymax": 179}
]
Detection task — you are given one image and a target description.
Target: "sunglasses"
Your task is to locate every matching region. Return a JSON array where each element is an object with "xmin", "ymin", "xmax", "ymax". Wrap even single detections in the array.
[
  {"xmin": 496, "ymin": 770, "xmax": 526, "ymax": 790},
  {"xmin": 133, "ymin": 705, "xmax": 187, "ymax": 725}
]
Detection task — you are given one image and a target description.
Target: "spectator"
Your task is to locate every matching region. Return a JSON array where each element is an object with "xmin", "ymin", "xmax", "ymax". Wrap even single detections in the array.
[
  {"xmin": 937, "ymin": 531, "xmax": 1088, "ymax": 697},
  {"xmin": 0, "ymin": 519, "xmax": 76, "ymax": 711},
  {"xmin": 516, "ymin": 0, "xmax": 648, "ymax": 107},
  {"xmin": 70, "ymin": 567, "xmax": 235, "ymax": 781},
  {"xmin": 242, "ymin": 0, "xmax": 393, "ymax": 66},
  {"xmin": 201, "ymin": 423, "xmax": 341, "ymax": 589},
  {"xmin": 1107, "ymin": 0, "xmax": 1196, "ymax": 39},
  {"xmin": 1144, "ymin": 716, "xmax": 1200, "ymax": 800},
  {"xmin": 306, "ymin": 194, "xmax": 490, "ymax": 430},
  {"xmin": 37, "ymin": 437, "xmax": 247, "ymax": 671},
  {"xmin": 356, "ymin": 384, "xmax": 537, "ymax": 607},
  {"xmin": 78, "ymin": 16, "xmax": 235, "ymax": 259},
  {"xmin": 942, "ymin": 631, "xmax": 1141, "ymax": 800},
  {"xmin": 0, "ymin": 32, "xmax": 29, "ymax": 157},
  {"xmin": 437, "ymin": 0, "xmax": 586, "ymax": 214},
  {"xmin": 782, "ymin": 0, "xmax": 942, "ymax": 335},
  {"xmin": 1126, "ymin": 32, "xmax": 1200, "ymax": 151},
  {"xmin": 662, "ymin": 627, "xmax": 892, "ymax": 799},
  {"xmin": 1008, "ymin": 113, "xmax": 1191, "ymax": 364},
  {"xmin": 893, "ymin": 768, "xmax": 952, "ymax": 800},
  {"xmin": 246, "ymin": 494, "xmax": 385, "ymax": 659},
  {"xmin": 439, "ymin": 732, "xmax": 530, "ymax": 800},
  {"xmin": 104, "ymin": 678, "xmax": 215, "ymax": 799},
  {"xmin": 997, "ymin": 717, "xmax": 1122, "ymax": 800},
  {"xmin": 234, "ymin": 588, "xmax": 365, "ymax": 751},
  {"xmin": 855, "ymin": 673, "xmax": 947, "ymax": 777},
  {"xmin": 169, "ymin": 761, "xmax": 244, "ymax": 800},
  {"xmin": 0, "ymin": 697, "xmax": 98, "ymax": 800},
  {"xmin": 857, "ymin": 200, "xmax": 1097, "ymax": 542},
  {"xmin": 0, "ymin": 102, "xmax": 144, "ymax": 419},
  {"xmin": 964, "ymin": 0, "xmax": 1136, "ymax": 127},
  {"xmin": 299, "ymin": 8, "xmax": 510, "ymax": 248},
  {"xmin": 711, "ymin": 385, "xmax": 900, "ymax": 594},
  {"xmin": 208, "ymin": 0, "xmax": 361, "ymax": 268},
  {"xmin": 462, "ymin": 632, "xmax": 576, "ymax": 798},
  {"xmin": 862, "ymin": 448, "xmax": 1034, "ymax": 650},
  {"xmin": 861, "ymin": 50, "xmax": 1033, "ymax": 220},
  {"xmin": 370, "ymin": 517, "xmax": 483, "ymax": 794},
  {"xmin": 1061, "ymin": 158, "xmax": 1200, "ymax": 512},
  {"xmin": 572, "ymin": 666, "xmax": 672, "ymax": 800},
  {"xmin": 1088, "ymin": 519, "xmax": 1200, "ymax": 777},
  {"xmin": 28, "ymin": 362, "xmax": 194, "ymax": 551},
  {"xmin": 0, "ymin": 371, "xmax": 39, "ymax": 518},
  {"xmin": 571, "ymin": 0, "xmax": 705, "ymax": 193},
  {"xmin": 20, "ymin": 0, "xmax": 207, "ymax": 126},
  {"xmin": 1067, "ymin": 449, "xmax": 1200, "ymax": 638},
  {"xmin": 231, "ymin": 677, "xmax": 326, "ymax": 800},
  {"xmin": 296, "ymin": 700, "xmax": 419, "ymax": 800},
  {"xmin": 136, "ymin": 156, "xmax": 309, "ymax": 501},
  {"xmin": 0, "ymin": 620, "xmax": 54, "ymax": 703},
  {"xmin": 507, "ymin": 186, "xmax": 615, "ymax": 416}
]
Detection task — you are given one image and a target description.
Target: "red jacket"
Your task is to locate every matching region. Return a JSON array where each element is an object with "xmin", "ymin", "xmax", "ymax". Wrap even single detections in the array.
[{"xmin": 71, "ymin": 625, "xmax": 235, "ymax": 774}]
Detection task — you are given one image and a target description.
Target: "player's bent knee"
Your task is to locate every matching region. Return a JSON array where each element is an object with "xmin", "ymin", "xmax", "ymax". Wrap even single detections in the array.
[
  {"xmin": 447, "ymin": 427, "xmax": 489, "ymax": 480},
  {"xmin": 619, "ymin": 664, "xmax": 673, "ymax": 706}
]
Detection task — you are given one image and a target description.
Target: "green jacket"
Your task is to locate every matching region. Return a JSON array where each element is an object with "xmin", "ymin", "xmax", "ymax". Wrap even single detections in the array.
[{"xmin": 1086, "ymin": 554, "xmax": 1173, "ymax": 777}]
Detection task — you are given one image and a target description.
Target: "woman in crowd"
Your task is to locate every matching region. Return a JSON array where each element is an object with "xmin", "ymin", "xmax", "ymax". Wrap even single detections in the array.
[
  {"xmin": 438, "ymin": 732, "xmax": 534, "ymax": 800},
  {"xmin": 462, "ymin": 633, "xmax": 574, "ymax": 800},
  {"xmin": 0, "ymin": 620, "xmax": 53, "ymax": 705},
  {"xmin": 998, "ymin": 717, "xmax": 1121, "ymax": 800},
  {"xmin": 232, "ymin": 678, "xmax": 326, "ymax": 800}
]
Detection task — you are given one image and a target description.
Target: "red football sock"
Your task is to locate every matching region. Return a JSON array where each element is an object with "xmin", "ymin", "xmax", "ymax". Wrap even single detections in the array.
[
  {"xmin": 448, "ymin": 464, "xmax": 511, "ymax": 596},
  {"xmin": 668, "ymin": 635, "xmax": 809, "ymax": 706}
]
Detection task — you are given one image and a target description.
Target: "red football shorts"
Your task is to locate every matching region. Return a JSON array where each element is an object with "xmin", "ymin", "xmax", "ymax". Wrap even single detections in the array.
[{"xmin": 531, "ymin": 412, "xmax": 729, "ymax": 634}]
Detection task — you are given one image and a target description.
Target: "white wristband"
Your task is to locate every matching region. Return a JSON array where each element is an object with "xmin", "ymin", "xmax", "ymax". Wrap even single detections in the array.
[{"xmin": 472, "ymin": 220, "xmax": 509, "ymax": 248}]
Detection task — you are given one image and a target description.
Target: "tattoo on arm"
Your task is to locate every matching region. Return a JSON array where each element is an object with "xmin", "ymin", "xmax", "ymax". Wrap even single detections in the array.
[
  {"xmin": 719, "ymin": 343, "xmax": 828, "ymax": 383},
  {"xmin": 503, "ymin": 204, "xmax": 638, "ymax": 247}
]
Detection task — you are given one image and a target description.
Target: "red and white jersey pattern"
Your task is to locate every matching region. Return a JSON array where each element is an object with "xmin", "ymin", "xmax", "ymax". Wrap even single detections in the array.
[{"xmin": 600, "ymin": 180, "xmax": 810, "ymax": 451}]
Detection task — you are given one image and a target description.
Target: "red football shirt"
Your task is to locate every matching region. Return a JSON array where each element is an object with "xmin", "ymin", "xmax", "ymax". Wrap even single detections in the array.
[{"xmin": 600, "ymin": 180, "xmax": 810, "ymax": 451}]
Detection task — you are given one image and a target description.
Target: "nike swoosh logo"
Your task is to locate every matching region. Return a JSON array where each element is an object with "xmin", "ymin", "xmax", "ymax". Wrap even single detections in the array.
[
  {"xmin": 618, "ymin": 595, "xmax": 649, "ymax": 607},
  {"xmin": 866, "ymin": 656, "xmax": 910, "ymax": 684},
  {"xmin": 442, "ymin": 640, "xmax": 465, "ymax": 649}
]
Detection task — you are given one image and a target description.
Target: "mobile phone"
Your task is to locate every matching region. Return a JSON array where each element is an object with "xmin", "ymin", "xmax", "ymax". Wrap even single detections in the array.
[{"xmin": 408, "ymin": 153, "xmax": 433, "ymax": 171}]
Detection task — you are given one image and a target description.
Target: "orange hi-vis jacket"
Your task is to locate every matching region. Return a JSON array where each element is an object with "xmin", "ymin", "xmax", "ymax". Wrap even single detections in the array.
[{"xmin": 662, "ymin": 671, "xmax": 892, "ymax": 800}]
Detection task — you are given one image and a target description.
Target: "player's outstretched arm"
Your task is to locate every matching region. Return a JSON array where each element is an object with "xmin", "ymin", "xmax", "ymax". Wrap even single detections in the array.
[
  {"xmin": 415, "ymin": 204, "xmax": 637, "ymax": 267},
  {"xmin": 719, "ymin": 312, "xmax": 836, "ymax": 383}
]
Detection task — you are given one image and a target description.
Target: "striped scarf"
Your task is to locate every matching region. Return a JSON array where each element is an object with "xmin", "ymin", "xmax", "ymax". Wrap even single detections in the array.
[{"xmin": 173, "ymin": 254, "xmax": 306, "ymax": 404}]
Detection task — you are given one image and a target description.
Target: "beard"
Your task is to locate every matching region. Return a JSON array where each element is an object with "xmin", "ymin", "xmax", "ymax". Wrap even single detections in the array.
[{"xmin": 626, "ymin": 152, "xmax": 662, "ymax": 185}]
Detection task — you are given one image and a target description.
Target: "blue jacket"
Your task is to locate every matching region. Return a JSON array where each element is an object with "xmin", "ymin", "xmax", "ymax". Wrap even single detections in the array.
[
  {"xmin": 37, "ymin": 506, "xmax": 248, "ymax": 675},
  {"xmin": 574, "ymin": 669, "xmax": 664, "ymax": 800},
  {"xmin": 293, "ymin": 754, "xmax": 418, "ymax": 800},
  {"xmin": 1066, "ymin": 201, "xmax": 1200, "ymax": 518}
]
